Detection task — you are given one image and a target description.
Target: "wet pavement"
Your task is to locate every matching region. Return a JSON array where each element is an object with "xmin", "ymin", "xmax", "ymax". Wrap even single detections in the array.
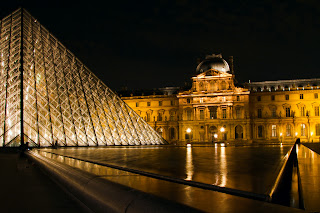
[
  {"xmin": 43, "ymin": 145, "xmax": 291, "ymax": 196},
  {"xmin": 297, "ymin": 144, "xmax": 320, "ymax": 212},
  {"xmin": 34, "ymin": 149, "xmax": 304, "ymax": 213}
]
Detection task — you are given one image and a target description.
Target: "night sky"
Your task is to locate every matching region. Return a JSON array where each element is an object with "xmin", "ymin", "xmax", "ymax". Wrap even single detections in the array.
[{"xmin": 1, "ymin": 0, "xmax": 320, "ymax": 91}]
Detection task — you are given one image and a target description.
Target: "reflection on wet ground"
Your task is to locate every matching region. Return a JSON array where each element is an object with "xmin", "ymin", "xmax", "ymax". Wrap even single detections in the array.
[{"xmin": 42, "ymin": 145, "xmax": 291, "ymax": 196}]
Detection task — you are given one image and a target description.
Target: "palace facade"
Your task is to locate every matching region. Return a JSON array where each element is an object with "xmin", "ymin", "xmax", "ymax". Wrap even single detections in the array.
[{"xmin": 121, "ymin": 54, "xmax": 320, "ymax": 144}]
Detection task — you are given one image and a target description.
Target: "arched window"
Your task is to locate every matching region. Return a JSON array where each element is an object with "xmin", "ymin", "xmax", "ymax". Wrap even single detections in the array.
[{"xmin": 235, "ymin": 125, "xmax": 243, "ymax": 139}]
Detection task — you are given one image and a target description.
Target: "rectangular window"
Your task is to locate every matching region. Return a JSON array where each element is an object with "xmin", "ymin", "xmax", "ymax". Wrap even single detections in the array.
[
  {"xmin": 258, "ymin": 126, "xmax": 263, "ymax": 138},
  {"xmin": 147, "ymin": 102, "xmax": 151, "ymax": 106},
  {"xmin": 146, "ymin": 112, "xmax": 151, "ymax": 122},
  {"xmin": 272, "ymin": 125, "xmax": 277, "ymax": 137},
  {"xmin": 200, "ymin": 109, "xmax": 204, "ymax": 120},
  {"xmin": 316, "ymin": 124, "xmax": 320, "ymax": 136},
  {"xmin": 285, "ymin": 94, "xmax": 289, "ymax": 100},
  {"xmin": 222, "ymin": 108, "xmax": 227, "ymax": 119},
  {"xmin": 286, "ymin": 107, "xmax": 291, "ymax": 117},
  {"xmin": 157, "ymin": 113, "xmax": 163, "ymax": 121},
  {"xmin": 136, "ymin": 102, "xmax": 139, "ymax": 107},
  {"xmin": 159, "ymin": 101, "xmax": 162, "ymax": 106},
  {"xmin": 200, "ymin": 98, "xmax": 203, "ymax": 103},
  {"xmin": 170, "ymin": 100, "xmax": 174, "ymax": 106},
  {"xmin": 236, "ymin": 108, "xmax": 241, "ymax": 119},
  {"xmin": 236, "ymin": 96, "xmax": 240, "ymax": 101},
  {"xmin": 286, "ymin": 125, "xmax": 291, "ymax": 137},
  {"xmin": 257, "ymin": 109, "xmax": 262, "ymax": 118},
  {"xmin": 315, "ymin": 93, "xmax": 318, "ymax": 99},
  {"xmin": 272, "ymin": 108, "xmax": 276, "ymax": 118},
  {"xmin": 187, "ymin": 110, "xmax": 192, "ymax": 120},
  {"xmin": 170, "ymin": 112, "xmax": 174, "ymax": 121},
  {"xmin": 187, "ymin": 98, "xmax": 191, "ymax": 104},
  {"xmin": 301, "ymin": 124, "xmax": 306, "ymax": 136},
  {"xmin": 257, "ymin": 96, "xmax": 261, "ymax": 101},
  {"xmin": 300, "ymin": 94, "xmax": 304, "ymax": 99},
  {"xmin": 271, "ymin": 95, "xmax": 275, "ymax": 101},
  {"xmin": 209, "ymin": 107, "xmax": 217, "ymax": 119},
  {"xmin": 301, "ymin": 106, "xmax": 305, "ymax": 116},
  {"xmin": 315, "ymin": 106, "xmax": 319, "ymax": 116}
]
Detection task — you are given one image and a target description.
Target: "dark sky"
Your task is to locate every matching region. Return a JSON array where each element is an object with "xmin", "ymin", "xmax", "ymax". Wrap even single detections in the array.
[{"xmin": 1, "ymin": 0, "xmax": 320, "ymax": 91}]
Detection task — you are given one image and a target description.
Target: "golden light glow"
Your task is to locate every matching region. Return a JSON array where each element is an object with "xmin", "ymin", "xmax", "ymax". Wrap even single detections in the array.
[
  {"xmin": 220, "ymin": 127, "xmax": 225, "ymax": 133},
  {"xmin": 214, "ymin": 133, "xmax": 218, "ymax": 138},
  {"xmin": 280, "ymin": 133, "xmax": 282, "ymax": 136},
  {"xmin": 186, "ymin": 128, "xmax": 192, "ymax": 133},
  {"xmin": 311, "ymin": 132, "xmax": 314, "ymax": 136},
  {"xmin": 295, "ymin": 132, "xmax": 298, "ymax": 136}
]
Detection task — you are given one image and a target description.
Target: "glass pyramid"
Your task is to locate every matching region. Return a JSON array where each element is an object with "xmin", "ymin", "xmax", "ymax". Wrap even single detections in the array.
[{"xmin": 0, "ymin": 8, "xmax": 166, "ymax": 147}]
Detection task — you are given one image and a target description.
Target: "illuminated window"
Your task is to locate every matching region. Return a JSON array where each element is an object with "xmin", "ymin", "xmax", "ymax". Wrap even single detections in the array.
[
  {"xmin": 257, "ymin": 96, "xmax": 261, "ymax": 101},
  {"xmin": 159, "ymin": 101, "xmax": 162, "ymax": 106},
  {"xmin": 285, "ymin": 94, "xmax": 289, "ymax": 100},
  {"xmin": 271, "ymin": 125, "xmax": 277, "ymax": 137},
  {"xmin": 300, "ymin": 106, "xmax": 305, "ymax": 117},
  {"xmin": 286, "ymin": 124, "xmax": 292, "ymax": 137},
  {"xmin": 257, "ymin": 109, "xmax": 262, "ymax": 118},
  {"xmin": 200, "ymin": 109, "xmax": 204, "ymax": 120},
  {"xmin": 222, "ymin": 108, "xmax": 227, "ymax": 119},
  {"xmin": 315, "ymin": 93, "xmax": 318, "ymax": 99},
  {"xmin": 300, "ymin": 94, "xmax": 304, "ymax": 99},
  {"xmin": 301, "ymin": 124, "xmax": 306, "ymax": 136},
  {"xmin": 315, "ymin": 106, "xmax": 319, "ymax": 116},
  {"xmin": 316, "ymin": 124, "xmax": 320, "ymax": 136},
  {"xmin": 286, "ymin": 107, "xmax": 291, "ymax": 117},
  {"xmin": 200, "ymin": 98, "xmax": 203, "ymax": 103},
  {"xmin": 271, "ymin": 95, "xmax": 275, "ymax": 101},
  {"xmin": 147, "ymin": 102, "xmax": 150, "ymax": 106}
]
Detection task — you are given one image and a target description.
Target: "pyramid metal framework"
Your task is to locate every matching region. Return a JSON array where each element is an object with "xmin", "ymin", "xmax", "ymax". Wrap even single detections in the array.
[{"xmin": 0, "ymin": 9, "xmax": 166, "ymax": 147}]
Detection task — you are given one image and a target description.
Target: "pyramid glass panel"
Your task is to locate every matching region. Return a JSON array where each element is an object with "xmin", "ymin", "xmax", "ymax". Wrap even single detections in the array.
[{"xmin": 0, "ymin": 8, "xmax": 166, "ymax": 147}]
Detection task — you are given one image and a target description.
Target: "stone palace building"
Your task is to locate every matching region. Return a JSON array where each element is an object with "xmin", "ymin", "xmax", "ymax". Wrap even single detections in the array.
[{"xmin": 121, "ymin": 54, "xmax": 320, "ymax": 144}]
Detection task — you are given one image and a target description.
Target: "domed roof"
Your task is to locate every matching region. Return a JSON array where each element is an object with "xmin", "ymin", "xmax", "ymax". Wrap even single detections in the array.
[{"xmin": 196, "ymin": 54, "xmax": 230, "ymax": 73}]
